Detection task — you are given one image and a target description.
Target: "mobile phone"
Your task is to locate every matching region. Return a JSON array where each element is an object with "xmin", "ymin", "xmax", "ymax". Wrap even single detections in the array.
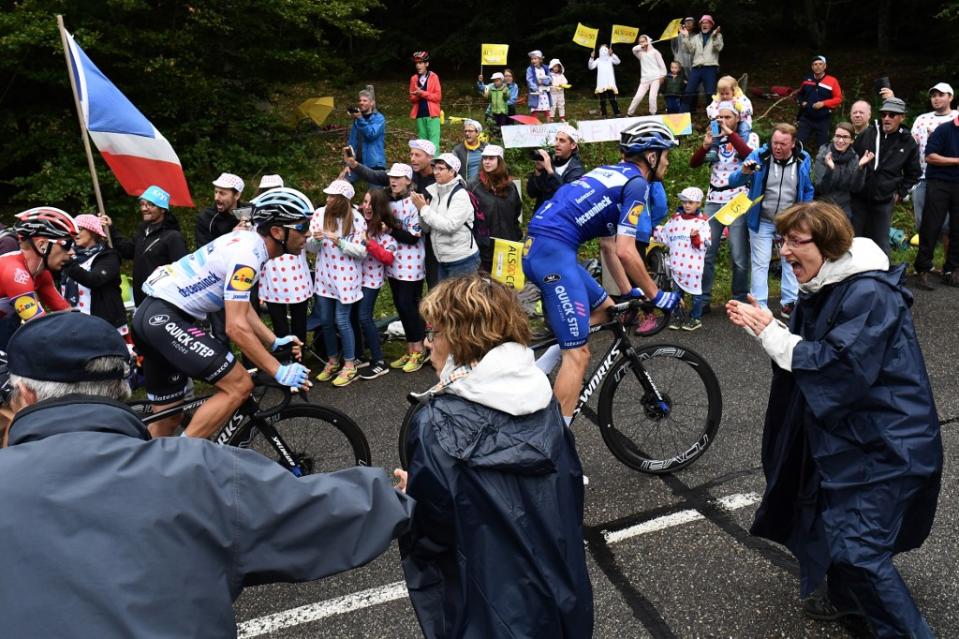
[
  {"xmin": 874, "ymin": 76, "xmax": 891, "ymax": 95},
  {"xmin": 343, "ymin": 145, "xmax": 355, "ymax": 159},
  {"xmin": 710, "ymin": 120, "xmax": 721, "ymax": 136},
  {"xmin": 232, "ymin": 206, "xmax": 253, "ymax": 222}
]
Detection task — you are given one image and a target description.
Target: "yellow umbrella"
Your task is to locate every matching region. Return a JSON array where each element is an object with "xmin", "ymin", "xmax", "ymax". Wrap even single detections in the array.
[{"xmin": 296, "ymin": 97, "xmax": 335, "ymax": 126}]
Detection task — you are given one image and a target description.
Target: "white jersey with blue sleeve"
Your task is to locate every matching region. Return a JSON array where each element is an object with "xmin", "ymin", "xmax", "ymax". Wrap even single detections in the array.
[
  {"xmin": 142, "ymin": 231, "xmax": 269, "ymax": 319},
  {"xmin": 527, "ymin": 162, "xmax": 651, "ymax": 247}
]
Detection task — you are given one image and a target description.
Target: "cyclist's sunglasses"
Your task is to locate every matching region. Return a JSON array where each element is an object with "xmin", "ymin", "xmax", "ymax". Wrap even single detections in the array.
[
  {"xmin": 54, "ymin": 238, "xmax": 75, "ymax": 250},
  {"xmin": 282, "ymin": 221, "xmax": 310, "ymax": 233}
]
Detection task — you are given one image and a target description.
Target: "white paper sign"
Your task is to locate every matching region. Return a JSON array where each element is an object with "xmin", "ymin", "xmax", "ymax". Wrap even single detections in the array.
[{"xmin": 501, "ymin": 123, "xmax": 569, "ymax": 149}]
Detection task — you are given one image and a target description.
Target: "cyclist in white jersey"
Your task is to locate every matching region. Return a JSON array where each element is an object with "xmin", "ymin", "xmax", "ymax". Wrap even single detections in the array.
[{"xmin": 132, "ymin": 188, "xmax": 314, "ymax": 438}]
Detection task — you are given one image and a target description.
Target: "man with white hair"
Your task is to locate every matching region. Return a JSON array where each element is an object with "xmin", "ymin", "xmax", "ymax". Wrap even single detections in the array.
[
  {"xmin": 0, "ymin": 311, "xmax": 413, "ymax": 637},
  {"xmin": 451, "ymin": 119, "xmax": 488, "ymax": 180},
  {"xmin": 527, "ymin": 124, "xmax": 586, "ymax": 211}
]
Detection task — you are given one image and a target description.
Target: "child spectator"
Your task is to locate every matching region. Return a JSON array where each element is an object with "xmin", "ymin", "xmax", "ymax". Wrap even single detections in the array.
[
  {"xmin": 308, "ymin": 180, "xmax": 368, "ymax": 387},
  {"xmin": 409, "ymin": 51, "xmax": 442, "ymax": 150},
  {"xmin": 548, "ymin": 58, "xmax": 569, "ymax": 122},
  {"xmin": 476, "ymin": 72, "xmax": 511, "ymax": 129},
  {"xmin": 664, "ymin": 61, "xmax": 687, "ymax": 114},
  {"xmin": 526, "ymin": 50, "xmax": 552, "ymax": 122},
  {"xmin": 356, "ymin": 189, "xmax": 398, "ymax": 380},
  {"xmin": 503, "ymin": 69, "xmax": 519, "ymax": 116},
  {"xmin": 384, "ymin": 164, "xmax": 428, "ymax": 374},
  {"xmin": 704, "ymin": 75, "xmax": 753, "ymax": 162},
  {"xmin": 588, "ymin": 44, "xmax": 621, "ymax": 117},
  {"xmin": 653, "ymin": 187, "xmax": 711, "ymax": 331}
]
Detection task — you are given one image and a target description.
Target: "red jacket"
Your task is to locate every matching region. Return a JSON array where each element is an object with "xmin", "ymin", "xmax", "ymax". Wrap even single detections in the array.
[
  {"xmin": 409, "ymin": 71, "xmax": 442, "ymax": 119},
  {"xmin": 797, "ymin": 73, "xmax": 842, "ymax": 121}
]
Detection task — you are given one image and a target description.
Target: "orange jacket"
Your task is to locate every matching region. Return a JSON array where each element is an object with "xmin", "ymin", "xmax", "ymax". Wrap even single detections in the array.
[{"xmin": 409, "ymin": 72, "xmax": 442, "ymax": 118}]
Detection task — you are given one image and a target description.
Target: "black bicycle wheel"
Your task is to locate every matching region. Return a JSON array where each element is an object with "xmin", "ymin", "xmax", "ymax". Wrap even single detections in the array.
[
  {"xmin": 597, "ymin": 344, "xmax": 721, "ymax": 474},
  {"xmin": 397, "ymin": 400, "xmax": 426, "ymax": 470},
  {"xmin": 236, "ymin": 402, "xmax": 372, "ymax": 474},
  {"xmin": 646, "ymin": 246, "xmax": 671, "ymax": 291}
]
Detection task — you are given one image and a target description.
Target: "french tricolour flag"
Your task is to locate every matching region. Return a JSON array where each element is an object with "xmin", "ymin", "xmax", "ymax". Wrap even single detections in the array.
[{"xmin": 65, "ymin": 31, "xmax": 193, "ymax": 206}]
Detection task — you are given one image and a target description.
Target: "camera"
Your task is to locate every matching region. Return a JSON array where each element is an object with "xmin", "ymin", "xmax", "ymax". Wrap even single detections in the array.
[
  {"xmin": 530, "ymin": 149, "xmax": 547, "ymax": 162},
  {"xmin": 346, "ymin": 106, "xmax": 360, "ymax": 115},
  {"xmin": 874, "ymin": 76, "xmax": 891, "ymax": 95}
]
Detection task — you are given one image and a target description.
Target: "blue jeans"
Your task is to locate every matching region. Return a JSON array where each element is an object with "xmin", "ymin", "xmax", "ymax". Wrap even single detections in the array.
[
  {"xmin": 684, "ymin": 65, "xmax": 718, "ymax": 111},
  {"xmin": 749, "ymin": 219, "xmax": 798, "ymax": 308},
  {"xmin": 665, "ymin": 96, "xmax": 684, "ymax": 113},
  {"xmin": 317, "ymin": 294, "xmax": 355, "ymax": 361},
  {"xmin": 695, "ymin": 202, "xmax": 751, "ymax": 316},
  {"xmin": 437, "ymin": 251, "xmax": 480, "ymax": 281},
  {"xmin": 358, "ymin": 287, "xmax": 383, "ymax": 363}
]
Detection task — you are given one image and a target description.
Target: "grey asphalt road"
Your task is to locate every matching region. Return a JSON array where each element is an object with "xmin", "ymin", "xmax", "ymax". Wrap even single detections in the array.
[{"xmin": 234, "ymin": 284, "xmax": 958, "ymax": 638}]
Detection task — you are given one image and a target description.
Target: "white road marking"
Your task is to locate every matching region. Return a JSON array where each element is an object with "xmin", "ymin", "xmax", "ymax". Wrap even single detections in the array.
[{"xmin": 236, "ymin": 491, "xmax": 763, "ymax": 637}]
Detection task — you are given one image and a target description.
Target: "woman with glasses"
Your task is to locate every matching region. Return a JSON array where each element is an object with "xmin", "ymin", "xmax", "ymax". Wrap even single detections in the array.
[
  {"xmin": 394, "ymin": 275, "xmax": 593, "ymax": 638},
  {"xmin": 812, "ymin": 122, "xmax": 871, "ymax": 219},
  {"xmin": 726, "ymin": 201, "xmax": 942, "ymax": 639}
]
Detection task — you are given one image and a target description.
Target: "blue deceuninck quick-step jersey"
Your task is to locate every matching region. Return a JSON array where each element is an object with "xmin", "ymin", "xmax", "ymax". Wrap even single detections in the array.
[{"xmin": 527, "ymin": 163, "xmax": 652, "ymax": 247}]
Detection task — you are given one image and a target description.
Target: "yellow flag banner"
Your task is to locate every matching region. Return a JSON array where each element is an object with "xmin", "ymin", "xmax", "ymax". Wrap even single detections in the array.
[
  {"xmin": 658, "ymin": 18, "xmax": 683, "ymax": 41},
  {"xmin": 711, "ymin": 193, "xmax": 763, "ymax": 226},
  {"xmin": 490, "ymin": 238, "xmax": 526, "ymax": 289},
  {"xmin": 481, "ymin": 43, "xmax": 509, "ymax": 66},
  {"xmin": 572, "ymin": 23, "xmax": 599, "ymax": 49},
  {"xmin": 610, "ymin": 24, "xmax": 639, "ymax": 45}
]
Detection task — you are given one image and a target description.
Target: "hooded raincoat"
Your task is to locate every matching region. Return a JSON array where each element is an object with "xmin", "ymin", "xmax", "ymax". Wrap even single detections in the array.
[
  {"xmin": 749, "ymin": 238, "xmax": 942, "ymax": 638},
  {"xmin": 401, "ymin": 342, "xmax": 593, "ymax": 638}
]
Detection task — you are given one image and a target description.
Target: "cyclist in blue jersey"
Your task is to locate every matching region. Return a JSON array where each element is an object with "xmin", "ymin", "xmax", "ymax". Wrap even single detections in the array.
[
  {"xmin": 523, "ymin": 120, "xmax": 682, "ymax": 422},
  {"xmin": 132, "ymin": 188, "xmax": 315, "ymax": 438}
]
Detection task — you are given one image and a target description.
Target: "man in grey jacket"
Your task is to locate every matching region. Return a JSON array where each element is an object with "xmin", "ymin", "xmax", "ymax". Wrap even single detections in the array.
[{"xmin": 0, "ymin": 312, "xmax": 413, "ymax": 638}]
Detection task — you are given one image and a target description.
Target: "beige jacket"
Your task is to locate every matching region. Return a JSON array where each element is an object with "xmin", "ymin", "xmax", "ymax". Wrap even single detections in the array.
[{"xmin": 682, "ymin": 31, "xmax": 724, "ymax": 67}]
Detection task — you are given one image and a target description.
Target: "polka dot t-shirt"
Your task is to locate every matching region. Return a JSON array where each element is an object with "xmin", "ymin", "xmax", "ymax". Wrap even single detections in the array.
[
  {"xmin": 653, "ymin": 214, "xmax": 712, "ymax": 295},
  {"xmin": 309, "ymin": 208, "xmax": 367, "ymax": 304},
  {"xmin": 259, "ymin": 252, "xmax": 313, "ymax": 304},
  {"xmin": 387, "ymin": 197, "xmax": 425, "ymax": 282},
  {"xmin": 361, "ymin": 232, "xmax": 398, "ymax": 290}
]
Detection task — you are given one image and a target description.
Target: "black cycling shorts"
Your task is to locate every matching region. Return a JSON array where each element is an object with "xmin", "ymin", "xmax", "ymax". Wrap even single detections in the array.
[{"xmin": 131, "ymin": 296, "xmax": 237, "ymax": 403}]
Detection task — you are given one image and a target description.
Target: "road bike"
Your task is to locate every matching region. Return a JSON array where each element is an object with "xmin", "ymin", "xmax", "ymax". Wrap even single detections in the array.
[
  {"xmin": 131, "ymin": 355, "xmax": 371, "ymax": 476},
  {"xmin": 398, "ymin": 299, "xmax": 722, "ymax": 474}
]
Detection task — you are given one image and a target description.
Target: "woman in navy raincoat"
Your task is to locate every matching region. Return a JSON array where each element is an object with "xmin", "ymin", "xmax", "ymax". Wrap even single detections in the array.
[
  {"xmin": 726, "ymin": 201, "xmax": 942, "ymax": 639},
  {"xmin": 394, "ymin": 275, "xmax": 593, "ymax": 638}
]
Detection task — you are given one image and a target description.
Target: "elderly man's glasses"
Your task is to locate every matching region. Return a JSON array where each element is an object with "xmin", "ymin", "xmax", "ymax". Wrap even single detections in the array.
[{"xmin": 880, "ymin": 112, "xmax": 902, "ymax": 119}]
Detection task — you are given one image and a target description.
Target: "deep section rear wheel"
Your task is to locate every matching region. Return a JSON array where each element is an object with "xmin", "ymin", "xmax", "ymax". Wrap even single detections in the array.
[
  {"xmin": 236, "ymin": 401, "xmax": 371, "ymax": 474},
  {"xmin": 598, "ymin": 344, "xmax": 721, "ymax": 474},
  {"xmin": 397, "ymin": 400, "xmax": 425, "ymax": 470}
]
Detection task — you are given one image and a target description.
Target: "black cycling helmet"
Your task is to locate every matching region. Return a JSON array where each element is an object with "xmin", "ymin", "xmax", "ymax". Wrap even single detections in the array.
[
  {"xmin": 251, "ymin": 187, "xmax": 314, "ymax": 254},
  {"xmin": 619, "ymin": 120, "xmax": 679, "ymax": 156},
  {"xmin": 14, "ymin": 207, "xmax": 79, "ymax": 241}
]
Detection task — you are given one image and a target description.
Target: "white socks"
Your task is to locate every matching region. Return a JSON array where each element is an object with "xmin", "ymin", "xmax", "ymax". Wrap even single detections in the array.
[{"xmin": 535, "ymin": 344, "xmax": 562, "ymax": 375}]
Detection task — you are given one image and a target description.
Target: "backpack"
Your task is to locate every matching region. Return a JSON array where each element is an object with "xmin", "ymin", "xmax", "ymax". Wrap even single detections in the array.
[{"xmin": 446, "ymin": 183, "xmax": 490, "ymax": 249}]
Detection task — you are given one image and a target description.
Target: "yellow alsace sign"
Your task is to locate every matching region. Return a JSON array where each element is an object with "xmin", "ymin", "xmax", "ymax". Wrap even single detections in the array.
[
  {"xmin": 481, "ymin": 43, "xmax": 509, "ymax": 66},
  {"xmin": 491, "ymin": 238, "xmax": 526, "ymax": 290},
  {"xmin": 572, "ymin": 23, "xmax": 599, "ymax": 49},
  {"xmin": 712, "ymin": 193, "xmax": 764, "ymax": 226},
  {"xmin": 611, "ymin": 25, "xmax": 639, "ymax": 45}
]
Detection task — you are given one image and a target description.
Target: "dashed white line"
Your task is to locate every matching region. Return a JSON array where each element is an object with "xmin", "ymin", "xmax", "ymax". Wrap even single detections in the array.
[{"xmin": 236, "ymin": 491, "xmax": 762, "ymax": 637}]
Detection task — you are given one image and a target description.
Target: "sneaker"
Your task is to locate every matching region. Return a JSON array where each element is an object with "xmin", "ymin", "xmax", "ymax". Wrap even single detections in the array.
[
  {"xmin": 802, "ymin": 592, "xmax": 863, "ymax": 622},
  {"xmin": 682, "ymin": 318, "xmax": 702, "ymax": 331},
  {"xmin": 390, "ymin": 353, "xmax": 411, "ymax": 369},
  {"xmin": 634, "ymin": 312, "xmax": 660, "ymax": 335},
  {"xmin": 315, "ymin": 361, "xmax": 341, "ymax": 382},
  {"xmin": 359, "ymin": 362, "xmax": 389, "ymax": 380},
  {"xmin": 331, "ymin": 367, "xmax": 358, "ymax": 387},
  {"xmin": 402, "ymin": 351, "xmax": 427, "ymax": 373},
  {"xmin": 780, "ymin": 303, "xmax": 794, "ymax": 320},
  {"xmin": 942, "ymin": 271, "xmax": 959, "ymax": 287},
  {"xmin": 354, "ymin": 357, "xmax": 370, "ymax": 370},
  {"xmin": 668, "ymin": 315, "xmax": 683, "ymax": 330}
]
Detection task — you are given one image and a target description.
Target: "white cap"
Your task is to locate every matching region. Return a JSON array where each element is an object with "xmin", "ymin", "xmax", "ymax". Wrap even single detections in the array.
[
  {"xmin": 432, "ymin": 153, "xmax": 462, "ymax": 174},
  {"xmin": 258, "ymin": 174, "xmax": 284, "ymax": 190},
  {"xmin": 491, "ymin": 72, "xmax": 505, "ymax": 81},
  {"xmin": 212, "ymin": 172, "xmax": 244, "ymax": 194},
  {"xmin": 463, "ymin": 118, "xmax": 483, "ymax": 132},
  {"xmin": 555, "ymin": 123, "xmax": 581, "ymax": 143},
  {"xmin": 528, "ymin": 49, "xmax": 543, "ymax": 59},
  {"xmin": 322, "ymin": 179, "xmax": 355, "ymax": 200},
  {"xmin": 678, "ymin": 187, "xmax": 705, "ymax": 203},
  {"xmin": 929, "ymin": 82, "xmax": 954, "ymax": 96},
  {"xmin": 386, "ymin": 163, "xmax": 413, "ymax": 179},
  {"xmin": 482, "ymin": 144, "xmax": 504, "ymax": 158},
  {"xmin": 409, "ymin": 139, "xmax": 436, "ymax": 157}
]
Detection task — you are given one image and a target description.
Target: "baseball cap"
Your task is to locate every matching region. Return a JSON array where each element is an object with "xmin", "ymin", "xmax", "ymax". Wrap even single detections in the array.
[
  {"xmin": 929, "ymin": 82, "xmax": 954, "ymax": 96},
  {"xmin": 482, "ymin": 144, "xmax": 504, "ymax": 158},
  {"xmin": 463, "ymin": 119, "xmax": 483, "ymax": 133},
  {"xmin": 8, "ymin": 312, "xmax": 130, "ymax": 382},
  {"xmin": 322, "ymin": 180, "xmax": 355, "ymax": 200},
  {"xmin": 679, "ymin": 187, "xmax": 705, "ymax": 203},
  {"xmin": 139, "ymin": 185, "xmax": 170, "ymax": 210},
  {"xmin": 555, "ymin": 123, "xmax": 581, "ymax": 143},
  {"xmin": 212, "ymin": 172, "xmax": 245, "ymax": 194},
  {"xmin": 258, "ymin": 174, "xmax": 284, "ymax": 190},
  {"xmin": 491, "ymin": 72, "xmax": 505, "ymax": 81},
  {"xmin": 431, "ymin": 153, "xmax": 462, "ymax": 174},
  {"xmin": 74, "ymin": 214, "xmax": 107, "ymax": 238},
  {"xmin": 812, "ymin": 55, "xmax": 827, "ymax": 64},
  {"xmin": 386, "ymin": 163, "xmax": 413, "ymax": 179},
  {"xmin": 409, "ymin": 139, "xmax": 436, "ymax": 157},
  {"xmin": 880, "ymin": 97, "xmax": 907, "ymax": 114}
]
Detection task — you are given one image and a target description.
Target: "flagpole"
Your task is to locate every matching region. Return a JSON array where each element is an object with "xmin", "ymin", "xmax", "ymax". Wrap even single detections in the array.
[{"xmin": 56, "ymin": 14, "xmax": 111, "ymax": 246}]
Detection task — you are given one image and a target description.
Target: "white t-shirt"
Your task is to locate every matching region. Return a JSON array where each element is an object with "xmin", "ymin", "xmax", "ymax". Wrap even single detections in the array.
[
  {"xmin": 143, "ymin": 230, "xmax": 268, "ymax": 319},
  {"xmin": 911, "ymin": 110, "xmax": 958, "ymax": 176}
]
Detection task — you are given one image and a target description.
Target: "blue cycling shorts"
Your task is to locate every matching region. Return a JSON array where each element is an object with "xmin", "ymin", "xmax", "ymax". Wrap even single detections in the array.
[{"xmin": 522, "ymin": 235, "xmax": 608, "ymax": 349}]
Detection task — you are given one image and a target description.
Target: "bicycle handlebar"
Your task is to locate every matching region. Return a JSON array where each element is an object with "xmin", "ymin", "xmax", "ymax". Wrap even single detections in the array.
[{"xmin": 247, "ymin": 344, "xmax": 308, "ymax": 419}]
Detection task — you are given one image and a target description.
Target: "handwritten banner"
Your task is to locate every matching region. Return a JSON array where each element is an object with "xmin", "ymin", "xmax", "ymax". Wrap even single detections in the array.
[
  {"xmin": 576, "ymin": 114, "xmax": 692, "ymax": 144},
  {"xmin": 572, "ymin": 23, "xmax": 599, "ymax": 49},
  {"xmin": 501, "ymin": 122, "xmax": 569, "ymax": 148},
  {"xmin": 611, "ymin": 24, "xmax": 639, "ymax": 45},
  {"xmin": 481, "ymin": 43, "xmax": 509, "ymax": 66}
]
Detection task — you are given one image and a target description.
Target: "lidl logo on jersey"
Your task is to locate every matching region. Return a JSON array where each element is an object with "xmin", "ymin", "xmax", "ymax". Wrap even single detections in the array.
[
  {"xmin": 227, "ymin": 265, "xmax": 256, "ymax": 292},
  {"xmin": 13, "ymin": 292, "xmax": 41, "ymax": 320},
  {"xmin": 627, "ymin": 203, "xmax": 645, "ymax": 225}
]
